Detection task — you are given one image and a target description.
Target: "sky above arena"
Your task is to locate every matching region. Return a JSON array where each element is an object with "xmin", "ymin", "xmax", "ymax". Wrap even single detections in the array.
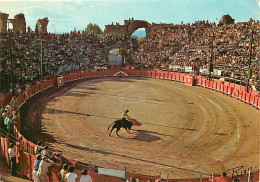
[{"xmin": 0, "ymin": 0, "xmax": 259, "ymax": 33}]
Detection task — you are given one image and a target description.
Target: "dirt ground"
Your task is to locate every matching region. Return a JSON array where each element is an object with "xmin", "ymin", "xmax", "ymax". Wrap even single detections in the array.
[{"xmin": 21, "ymin": 77, "xmax": 260, "ymax": 179}]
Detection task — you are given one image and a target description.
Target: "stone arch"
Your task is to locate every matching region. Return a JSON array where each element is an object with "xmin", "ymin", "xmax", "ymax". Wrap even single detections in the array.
[
  {"xmin": 126, "ymin": 20, "xmax": 151, "ymax": 36},
  {"xmin": 104, "ymin": 19, "xmax": 151, "ymax": 37}
]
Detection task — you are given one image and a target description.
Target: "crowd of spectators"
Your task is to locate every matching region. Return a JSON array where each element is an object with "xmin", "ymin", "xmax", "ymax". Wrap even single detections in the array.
[
  {"xmin": 132, "ymin": 19, "xmax": 259, "ymax": 89},
  {"xmin": 31, "ymin": 140, "xmax": 93, "ymax": 182},
  {"xmin": 0, "ymin": 104, "xmax": 17, "ymax": 134},
  {"xmin": 0, "ymin": 30, "xmax": 137, "ymax": 92},
  {"xmin": 0, "ymin": 19, "xmax": 259, "ymax": 92}
]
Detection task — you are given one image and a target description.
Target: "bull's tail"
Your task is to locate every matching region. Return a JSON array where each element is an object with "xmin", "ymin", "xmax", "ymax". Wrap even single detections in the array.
[{"xmin": 108, "ymin": 121, "xmax": 115, "ymax": 131}]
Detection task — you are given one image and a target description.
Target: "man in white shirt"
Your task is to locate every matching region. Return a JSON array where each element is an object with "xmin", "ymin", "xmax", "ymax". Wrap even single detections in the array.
[
  {"xmin": 41, "ymin": 146, "xmax": 54, "ymax": 159},
  {"xmin": 8, "ymin": 143, "xmax": 16, "ymax": 176},
  {"xmin": 65, "ymin": 166, "xmax": 78, "ymax": 182},
  {"xmin": 37, "ymin": 156, "xmax": 54, "ymax": 182},
  {"xmin": 79, "ymin": 169, "xmax": 92, "ymax": 182}
]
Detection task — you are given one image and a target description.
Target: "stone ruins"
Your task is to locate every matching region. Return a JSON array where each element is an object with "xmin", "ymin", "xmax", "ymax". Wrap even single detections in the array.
[
  {"xmin": 104, "ymin": 18, "xmax": 151, "ymax": 36},
  {"xmin": 104, "ymin": 18, "xmax": 183, "ymax": 36},
  {"xmin": 219, "ymin": 14, "xmax": 235, "ymax": 25},
  {"xmin": 0, "ymin": 12, "xmax": 48, "ymax": 34},
  {"xmin": 0, "ymin": 13, "xmax": 10, "ymax": 33},
  {"xmin": 10, "ymin": 13, "xmax": 26, "ymax": 34},
  {"xmin": 0, "ymin": 13, "xmax": 236, "ymax": 35},
  {"xmin": 35, "ymin": 17, "xmax": 49, "ymax": 35},
  {"xmin": 0, "ymin": 13, "xmax": 26, "ymax": 34}
]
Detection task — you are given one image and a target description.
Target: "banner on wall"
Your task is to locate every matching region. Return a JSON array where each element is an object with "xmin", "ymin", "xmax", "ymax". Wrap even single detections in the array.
[
  {"xmin": 169, "ymin": 65, "xmax": 184, "ymax": 72},
  {"xmin": 213, "ymin": 69, "xmax": 222, "ymax": 76},
  {"xmin": 98, "ymin": 167, "xmax": 125, "ymax": 179},
  {"xmin": 184, "ymin": 66, "xmax": 193, "ymax": 73},
  {"xmin": 200, "ymin": 68, "xmax": 208, "ymax": 74}
]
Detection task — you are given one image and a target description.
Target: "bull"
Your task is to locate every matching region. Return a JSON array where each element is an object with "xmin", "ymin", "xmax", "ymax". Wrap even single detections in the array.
[{"xmin": 108, "ymin": 119, "xmax": 133, "ymax": 136}]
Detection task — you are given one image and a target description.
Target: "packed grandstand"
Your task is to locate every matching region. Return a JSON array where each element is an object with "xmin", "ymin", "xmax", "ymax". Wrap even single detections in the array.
[
  {"xmin": 0, "ymin": 13, "xmax": 259, "ymax": 182},
  {"xmin": 0, "ymin": 18, "xmax": 259, "ymax": 93}
]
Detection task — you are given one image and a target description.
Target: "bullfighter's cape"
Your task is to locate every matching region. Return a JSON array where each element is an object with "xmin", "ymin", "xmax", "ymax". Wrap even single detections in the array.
[{"xmin": 129, "ymin": 118, "xmax": 142, "ymax": 126}]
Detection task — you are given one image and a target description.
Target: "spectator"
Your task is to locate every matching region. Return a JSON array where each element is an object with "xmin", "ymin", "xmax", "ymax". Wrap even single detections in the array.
[
  {"xmin": 65, "ymin": 166, "xmax": 78, "ymax": 182},
  {"xmin": 79, "ymin": 168, "xmax": 92, "ymax": 182},
  {"xmin": 1, "ymin": 109, "xmax": 7, "ymax": 120},
  {"xmin": 34, "ymin": 141, "xmax": 44, "ymax": 155},
  {"xmin": 41, "ymin": 145, "xmax": 55, "ymax": 159},
  {"xmin": 0, "ymin": 108, "xmax": 4, "ymax": 115},
  {"xmin": 4, "ymin": 114, "xmax": 12, "ymax": 132},
  {"xmin": 8, "ymin": 143, "xmax": 16, "ymax": 176},
  {"xmin": 60, "ymin": 164, "xmax": 69, "ymax": 182},
  {"xmin": 33, "ymin": 154, "xmax": 41, "ymax": 182},
  {"xmin": 11, "ymin": 111, "xmax": 17, "ymax": 122},
  {"xmin": 0, "ymin": 108, "xmax": 5, "ymax": 129},
  {"xmin": 128, "ymin": 177, "xmax": 138, "ymax": 182},
  {"xmin": 37, "ymin": 156, "xmax": 54, "ymax": 182}
]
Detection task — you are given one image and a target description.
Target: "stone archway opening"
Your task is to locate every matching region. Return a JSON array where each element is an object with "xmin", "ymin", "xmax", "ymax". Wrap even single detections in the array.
[
  {"xmin": 7, "ymin": 20, "xmax": 13, "ymax": 30},
  {"xmin": 132, "ymin": 28, "xmax": 146, "ymax": 38},
  {"xmin": 104, "ymin": 19, "xmax": 150, "ymax": 37}
]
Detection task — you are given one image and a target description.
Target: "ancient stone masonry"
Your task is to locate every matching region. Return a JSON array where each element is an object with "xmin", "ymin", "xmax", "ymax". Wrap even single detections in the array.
[
  {"xmin": 104, "ymin": 19, "xmax": 182, "ymax": 37},
  {"xmin": 104, "ymin": 24, "xmax": 128, "ymax": 36},
  {"xmin": 125, "ymin": 19, "xmax": 151, "ymax": 36},
  {"xmin": 219, "ymin": 14, "xmax": 235, "ymax": 25},
  {"xmin": 35, "ymin": 17, "xmax": 49, "ymax": 35},
  {"xmin": 9, "ymin": 13, "xmax": 26, "ymax": 34},
  {"xmin": 0, "ymin": 13, "xmax": 9, "ymax": 33},
  {"xmin": 104, "ymin": 18, "xmax": 151, "ymax": 36}
]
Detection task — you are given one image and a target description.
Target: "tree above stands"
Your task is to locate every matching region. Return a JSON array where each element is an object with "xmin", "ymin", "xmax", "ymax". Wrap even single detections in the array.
[{"xmin": 85, "ymin": 23, "xmax": 103, "ymax": 35}]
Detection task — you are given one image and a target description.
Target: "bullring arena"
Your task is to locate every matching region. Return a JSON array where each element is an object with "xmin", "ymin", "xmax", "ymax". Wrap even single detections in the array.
[{"xmin": 16, "ymin": 70, "xmax": 259, "ymax": 181}]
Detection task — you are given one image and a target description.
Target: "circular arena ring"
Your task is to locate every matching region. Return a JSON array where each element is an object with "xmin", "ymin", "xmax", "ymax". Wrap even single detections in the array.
[{"xmin": 19, "ymin": 69, "xmax": 260, "ymax": 179}]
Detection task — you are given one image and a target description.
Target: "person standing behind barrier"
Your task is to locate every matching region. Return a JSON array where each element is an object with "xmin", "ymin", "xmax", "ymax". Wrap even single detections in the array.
[
  {"xmin": 59, "ymin": 164, "xmax": 69, "ymax": 182},
  {"xmin": 0, "ymin": 108, "xmax": 4, "ymax": 129},
  {"xmin": 79, "ymin": 168, "xmax": 92, "ymax": 182},
  {"xmin": 37, "ymin": 156, "xmax": 54, "ymax": 182},
  {"xmin": 33, "ymin": 154, "xmax": 41, "ymax": 182},
  {"xmin": 4, "ymin": 114, "xmax": 12, "ymax": 132},
  {"xmin": 41, "ymin": 146, "xmax": 55, "ymax": 159},
  {"xmin": 34, "ymin": 141, "xmax": 44, "ymax": 155},
  {"xmin": 1, "ymin": 110, "xmax": 8, "ymax": 131},
  {"xmin": 8, "ymin": 143, "xmax": 16, "ymax": 176},
  {"xmin": 2, "ymin": 109, "xmax": 8, "ymax": 119},
  {"xmin": 65, "ymin": 166, "xmax": 78, "ymax": 182},
  {"xmin": 11, "ymin": 111, "xmax": 17, "ymax": 125}
]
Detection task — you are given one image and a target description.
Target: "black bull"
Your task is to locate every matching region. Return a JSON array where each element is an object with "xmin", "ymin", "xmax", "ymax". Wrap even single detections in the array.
[{"xmin": 108, "ymin": 119, "xmax": 133, "ymax": 136}]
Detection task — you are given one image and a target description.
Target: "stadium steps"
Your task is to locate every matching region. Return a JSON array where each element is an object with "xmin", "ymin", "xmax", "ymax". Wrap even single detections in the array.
[{"xmin": 0, "ymin": 159, "xmax": 30, "ymax": 182}]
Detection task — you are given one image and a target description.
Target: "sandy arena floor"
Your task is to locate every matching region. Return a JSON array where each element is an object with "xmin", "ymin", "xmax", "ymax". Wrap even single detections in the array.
[{"xmin": 21, "ymin": 77, "xmax": 260, "ymax": 179}]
